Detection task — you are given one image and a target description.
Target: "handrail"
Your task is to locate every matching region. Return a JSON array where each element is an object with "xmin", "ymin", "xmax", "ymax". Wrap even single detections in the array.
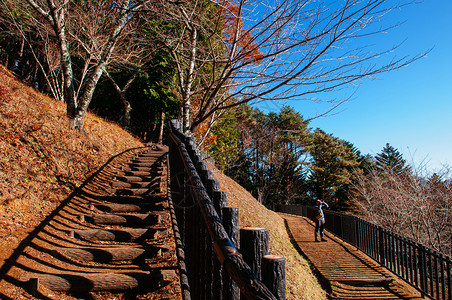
[
  {"xmin": 169, "ymin": 121, "xmax": 277, "ymax": 299},
  {"xmin": 275, "ymin": 204, "xmax": 451, "ymax": 300}
]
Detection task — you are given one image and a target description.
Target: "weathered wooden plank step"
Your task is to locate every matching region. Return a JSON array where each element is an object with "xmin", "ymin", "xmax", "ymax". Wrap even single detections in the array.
[
  {"xmin": 137, "ymin": 152, "xmax": 167, "ymax": 157},
  {"xmin": 69, "ymin": 228, "xmax": 168, "ymax": 242},
  {"xmin": 91, "ymin": 202, "xmax": 167, "ymax": 213},
  {"xmin": 53, "ymin": 245, "xmax": 170, "ymax": 263},
  {"xmin": 115, "ymin": 188, "xmax": 160, "ymax": 196},
  {"xmin": 23, "ymin": 270, "xmax": 177, "ymax": 292},
  {"xmin": 121, "ymin": 166, "xmax": 155, "ymax": 172},
  {"xmin": 115, "ymin": 175, "xmax": 155, "ymax": 183},
  {"xmin": 127, "ymin": 162, "xmax": 159, "ymax": 168},
  {"xmin": 111, "ymin": 181, "xmax": 151, "ymax": 189},
  {"xmin": 116, "ymin": 170, "xmax": 153, "ymax": 177},
  {"xmin": 81, "ymin": 213, "xmax": 169, "ymax": 226},
  {"xmin": 112, "ymin": 181, "xmax": 158, "ymax": 189},
  {"xmin": 90, "ymin": 195, "xmax": 165, "ymax": 204},
  {"xmin": 130, "ymin": 158, "xmax": 159, "ymax": 163},
  {"xmin": 88, "ymin": 195, "xmax": 148, "ymax": 203}
]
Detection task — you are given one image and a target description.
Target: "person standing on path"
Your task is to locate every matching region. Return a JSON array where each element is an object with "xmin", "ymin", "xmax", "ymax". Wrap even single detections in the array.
[{"xmin": 314, "ymin": 200, "xmax": 329, "ymax": 242}]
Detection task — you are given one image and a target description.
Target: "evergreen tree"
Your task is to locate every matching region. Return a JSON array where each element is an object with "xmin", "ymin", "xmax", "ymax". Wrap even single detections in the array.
[
  {"xmin": 375, "ymin": 143, "xmax": 410, "ymax": 175},
  {"xmin": 307, "ymin": 129, "xmax": 359, "ymax": 210},
  {"xmin": 226, "ymin": 105, "xmax": 310, "ymax": 206}
]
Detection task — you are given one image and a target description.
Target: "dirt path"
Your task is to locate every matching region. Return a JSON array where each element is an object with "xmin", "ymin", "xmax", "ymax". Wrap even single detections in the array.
[
  {"xmin": 0, "ymin": 145, "xmax": 181, "ymax": 299},
  {"xmin": 280, "ymin": 213, "xmax": 426, "ymax": 300}
]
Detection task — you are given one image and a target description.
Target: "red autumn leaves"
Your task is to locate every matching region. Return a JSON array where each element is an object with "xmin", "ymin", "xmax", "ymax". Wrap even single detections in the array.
[{"xmin": 222, "ymin": 1, "xmax": 263, "ymax": 64}]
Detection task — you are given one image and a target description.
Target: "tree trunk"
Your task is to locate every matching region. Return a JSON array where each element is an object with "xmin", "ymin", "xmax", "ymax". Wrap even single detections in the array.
[
  {"xmin": 69, "ymin": 108, "xmax": 86, "ymax": 131},
  {"xmin": 105, "ymin": 70, "xmax": 134, "ymax": 130},
  {"xmin": 182, "ymin": 26, "xmax": 197, "ymax": 133},
  {"xmin": 124, "ymin": 101, "xmax": 132, "ymax": 129},
  {"xmin": 158, "ymin": 110, "xmax": 165, "ymax": 144}
]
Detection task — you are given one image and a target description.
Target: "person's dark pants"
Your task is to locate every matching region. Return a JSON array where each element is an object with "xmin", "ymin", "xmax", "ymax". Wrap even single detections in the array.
[{"xmin": 315, "ymin": 219, "xmax": 326, "ymax": 240}]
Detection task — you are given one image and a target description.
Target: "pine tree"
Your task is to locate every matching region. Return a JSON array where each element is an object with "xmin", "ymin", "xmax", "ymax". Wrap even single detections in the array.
[
  {"xmin": 375, "ymin": 143, "xmax": 410, "ymax": 175},
  {"xmin": 307, "ymin": 129, "xmax": 359, "ymax": 209}
]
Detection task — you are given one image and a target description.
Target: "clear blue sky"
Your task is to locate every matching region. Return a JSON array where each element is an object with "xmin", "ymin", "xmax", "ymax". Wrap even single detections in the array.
[{"xmin": 259, "ymin": 0, "xmax": 451, "ymax": 173}]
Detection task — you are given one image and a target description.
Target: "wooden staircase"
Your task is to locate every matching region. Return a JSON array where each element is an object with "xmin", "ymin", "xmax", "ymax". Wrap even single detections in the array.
[{"xmin": 15, "ymin": 145, "xmax": 181, "ymax": 299}]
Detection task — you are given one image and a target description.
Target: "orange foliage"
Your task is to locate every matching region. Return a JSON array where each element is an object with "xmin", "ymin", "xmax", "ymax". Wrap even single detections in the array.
[
  {"xmin": 222, "ymin": 1, "xmax": 263, "ymax": 64},
  {"xmin": 196, "ymin": 120, "xmax": 218, "ymax": 151}
]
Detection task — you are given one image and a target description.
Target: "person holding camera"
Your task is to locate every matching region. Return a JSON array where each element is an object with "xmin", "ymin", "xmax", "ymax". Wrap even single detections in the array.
[{"xmin": 314, "ymin": 200, "xmax": 329, "ymax": 242}]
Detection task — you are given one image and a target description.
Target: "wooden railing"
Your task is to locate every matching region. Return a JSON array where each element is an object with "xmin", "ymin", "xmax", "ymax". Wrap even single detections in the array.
[
  {"xmin": 169, "ymin": 120, "xmax": 285, "ymax": 300},
  {"xmin": 274, "ymin": 204, "xmax": 451, "ymax": 300}
]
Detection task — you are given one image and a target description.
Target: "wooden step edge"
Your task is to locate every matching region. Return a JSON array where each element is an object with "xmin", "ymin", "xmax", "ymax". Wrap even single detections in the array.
[
  {"xmin": 68, "ymin": 228, "xmax": 169, "ymax": 242},
  {"xmin": 81, "ymin": 212, "xmax": 169, "ymax": 226},
  {"xmin": 53, "ymin": 245, "xmax": 171, "ymax": 263},
  {"xmin": 22, "ymin": 269, "xmax": 177, "ymax": 293}
]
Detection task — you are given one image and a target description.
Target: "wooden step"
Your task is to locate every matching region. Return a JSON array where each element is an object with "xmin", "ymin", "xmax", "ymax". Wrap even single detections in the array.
[
  {"xmin": 24, "ymin": 270, "xmax": 177, "ymax": 292},
  {"xmin": 69, "ymin": 228, "xmax": 168, "ymax": 242},
  {"xmin": 121, "ymin": 166, "xmax": 155, "ymax": 172},
  {"xmin": 130, "ymin": 158, "xmax": 159, "ymax": 163},
  {"xmin": 91, "ymin": 202, "xmax": 167, "ymax": 213},
  {"xmin": 81, "ymin": 213, "xmax": 169, "ymax": 226},
  {"xmin": 115, "ymin": 175, "xmax": 155, "ymax": 183},
  {"xmin": 127, "ymin": 162, "xmax": 159, "ymax": 168},
  {"xmin": 115, "ymin": 188, "xmax": 160, "ymax": 196},
  {"xmin": 53, "ymin": 245, "xmax": 170, "ymax": 263},
  {"xmin": 137, "ymin": 152, "xmax": 167, "ymax": 158},
  {"xmin": 116, "ymin": 170, "xmax": 153, "ymax": 177},
  {"xmin": 90, "ymin": 195, "xmax": 165, "ymax": 204},
  {"xmin": 112, "ymin": 181, "xmax": 157, "ymax": 189}
]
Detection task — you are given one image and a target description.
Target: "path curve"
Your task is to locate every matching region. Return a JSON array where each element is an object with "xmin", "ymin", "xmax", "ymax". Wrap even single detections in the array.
[{"xmin": 280, "ymin": 213, "xmax": 426, "ymax": 300}]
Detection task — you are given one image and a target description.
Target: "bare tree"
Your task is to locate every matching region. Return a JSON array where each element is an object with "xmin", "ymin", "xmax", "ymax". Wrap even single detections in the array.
[
  {"xmin": 352, "ymin": 165, "xmax": 451, "ymax": 257},
  {"xmin": 144, "ymin": 0, "xmax": 425, "ymax": 133},
  {"xmin": 3, "ymin": 0, "xmax": 147, "ymax": 130}
]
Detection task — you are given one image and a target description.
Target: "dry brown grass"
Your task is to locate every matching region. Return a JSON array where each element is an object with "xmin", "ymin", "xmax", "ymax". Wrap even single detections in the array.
[
  {"xmin": 210, "ymin": 166, "xmax": 327, "ymax": 300},
  {"xmin": 0, "ymin": 65, "xmax": 143, "ymax": 266}
]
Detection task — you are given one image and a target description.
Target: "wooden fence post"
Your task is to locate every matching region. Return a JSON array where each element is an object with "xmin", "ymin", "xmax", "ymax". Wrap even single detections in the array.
[
  {"xmin": 262, "ymin": 255, "xmax": 286, "ymax": 300},
  {"xmin": 207, "ymin": 179, "xmax": 220, "ymax": 200},
  {"xmin": 222, "ymin": 207, "xmax": 239, "ymax": 300},
  {"xmin": 213, "ymin": 191, "xmax": 228, "ymax": 219},
  {"xmin": 240, "ymin": 227, "xmax": 269, "ymax": 280}
]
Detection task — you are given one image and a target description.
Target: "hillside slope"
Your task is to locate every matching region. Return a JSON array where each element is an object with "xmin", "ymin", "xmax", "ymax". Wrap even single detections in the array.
[
  {"xmin": 0, "ymin": 65, "xmax": 326, "ymax": 299},
  {"xmin": 0, "ymin": 65, "xmax": 144, "ymax": 267},
  {"xmin": 211, "ymin": 166, "xmax": 326, "ymax": 299}
]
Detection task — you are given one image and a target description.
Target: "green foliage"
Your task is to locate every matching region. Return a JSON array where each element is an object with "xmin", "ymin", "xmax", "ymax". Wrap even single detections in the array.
[
  {"xmin": 375, "ymin": 143, "xmax": 411, "ymax": 175},
  {"xmin": 206, "ymin": 111, "xmax": 241, "ymax": 170},
  {"xmin": 225, "ymin": 105, "xmax": 311, "ymax": 206},
  {"xmin": 307, "ymin": 129, "xmax": 359, "ymax": 209},
  {"xmin": 91, "ymin": 51, "xmax": 179, "ymax": 141}
]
